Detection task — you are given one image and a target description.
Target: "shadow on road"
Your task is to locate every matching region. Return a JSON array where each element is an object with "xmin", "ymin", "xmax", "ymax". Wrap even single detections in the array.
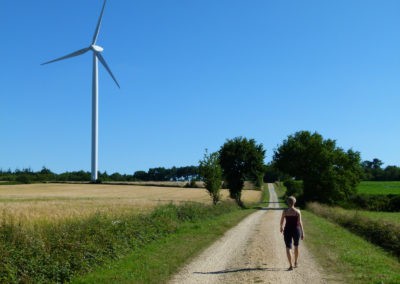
[
  {"xmin": 193, "ymin": 267, "xmax": 286, "ymax": 275},
  {"xmin": 253, "ymin": 206, "xmax": 285, "ymax": 211}
]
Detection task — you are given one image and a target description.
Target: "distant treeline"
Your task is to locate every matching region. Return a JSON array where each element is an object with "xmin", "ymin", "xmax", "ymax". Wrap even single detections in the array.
[
  {"xmin": 361, "ymin": 158, "xmax": 400, "ymax": 181},
  {"xmin": 0, "ymin": 166, "xmax": 199, "ymax": 184},
  {"xmin": 1, "ymin": 157, "xmax": 399, "ymax": 184}
]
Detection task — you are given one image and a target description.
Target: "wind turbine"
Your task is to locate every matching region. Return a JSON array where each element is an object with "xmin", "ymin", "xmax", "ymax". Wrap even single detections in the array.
[{"xmin": 42, "ymin": 0, "xmax": 120, "ymax": 182}]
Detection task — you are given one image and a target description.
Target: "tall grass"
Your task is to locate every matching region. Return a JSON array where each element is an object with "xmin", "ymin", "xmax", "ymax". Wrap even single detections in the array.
[
  {"xmin": 72, "ymin": 208, "xmax": 255, "ymax": 283},
  {"xmin": 307, "ymin": 202, "xmax": 400, "ymax": 258},
  {"xmin": 355, "ymin": 211, "xmax": 400, "ymax": 224},
  {"xmin": 0, "ymin": 201, "xmax": 241, "ymax": 283}
]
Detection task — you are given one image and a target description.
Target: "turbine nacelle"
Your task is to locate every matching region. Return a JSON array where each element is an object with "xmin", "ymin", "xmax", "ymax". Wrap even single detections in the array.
[{"xmin": 91, "ymin": 44, "xmax": 104, "ymax": 53}]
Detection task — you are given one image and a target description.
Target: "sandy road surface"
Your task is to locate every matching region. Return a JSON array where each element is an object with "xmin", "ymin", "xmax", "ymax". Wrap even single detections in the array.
[{"xmin": 169, "ymin": 184, "xmax": 328, "ymax": 284}]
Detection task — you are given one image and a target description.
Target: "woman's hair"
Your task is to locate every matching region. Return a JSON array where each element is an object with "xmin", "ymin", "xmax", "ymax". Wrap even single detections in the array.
[{"xmin": 286, "ymin": 196, "xmax": 296, "ymax": 206}]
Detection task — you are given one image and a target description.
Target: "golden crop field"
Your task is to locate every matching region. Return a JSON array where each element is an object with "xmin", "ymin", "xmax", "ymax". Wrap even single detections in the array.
[{"xmin": 0, "ymin": 183, "xmax": 261, "ymax": 224}]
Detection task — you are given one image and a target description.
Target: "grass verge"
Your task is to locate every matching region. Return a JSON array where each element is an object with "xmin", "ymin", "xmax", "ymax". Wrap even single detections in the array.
[
  {"xmin": 71, "ymin": 208, "xmax": 254, "ymax": 283},
  {"xmin": 261, "ymin": 183, "xmax": 270, "ymax": 203},
  {"xmin": 307, "ymin": 202, "xmax": 400, "ymax": 258},
  {"xmin": 303, "ymin": 211, "xmax": 400, "ymax": 283}
]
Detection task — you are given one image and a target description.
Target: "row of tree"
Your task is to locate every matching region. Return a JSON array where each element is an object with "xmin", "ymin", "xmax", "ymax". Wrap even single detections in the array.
[
  {"xmin": 0, "ymin": 166, "xmax": 199, "ymax": 184},
  {"xmin": 2, "ymin": 131, "xmax": 398, "ymax": 207},
  {"xmin": 0, "ymin": 168, "xmax": 137, "ymax": 183},
  {"xmin": 361, "ymin": 158, "xmax": 400, "ymax": 181},
  {"xmin": 132, "ymin": 166, "xmax": 199, "ymax": 181},
  {"xmin": 2, "ymin": 157, "xmax": 397, "ymax": 186},
  {"xmin": 199, "ymin": 131, "xmax": 366, "ymax": 207}
]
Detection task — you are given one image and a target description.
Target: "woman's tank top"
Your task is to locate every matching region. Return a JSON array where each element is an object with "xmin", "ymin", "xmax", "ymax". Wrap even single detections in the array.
[{"xmin": 284, "ymin": 210, "xmax": 299, "ymax": 230}]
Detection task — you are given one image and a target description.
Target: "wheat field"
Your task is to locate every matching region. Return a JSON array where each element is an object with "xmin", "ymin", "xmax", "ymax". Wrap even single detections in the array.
[{"xmin": 0, "ymin": 183, "xmax": 261, "ymax": 223}]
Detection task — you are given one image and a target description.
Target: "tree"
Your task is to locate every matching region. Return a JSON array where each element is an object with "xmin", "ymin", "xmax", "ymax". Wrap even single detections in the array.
[
  {"xmin": 263, "ymin": 163, "xmax": 289, "ymax": 183},
  {"xmin": 384, "ymin": 165, "xmax": 400, "ymax": 181},
  {"xmin": 219, "ymin": 137, "xmax": 266, "ymax": 207},
  {"xmin": 199, "ymin": 150, "xmax": 223, "ymax": 205},
  {"xmin": 147, "ymin": 167, "xmax": 171, "ymax": 181},
  {"xmin": 361, "ymin": 158, "xmax": 385, "ymax": 180},
  {"xmin": 273, "ymin": 131, "xmax": 362, "ymax": 204}
]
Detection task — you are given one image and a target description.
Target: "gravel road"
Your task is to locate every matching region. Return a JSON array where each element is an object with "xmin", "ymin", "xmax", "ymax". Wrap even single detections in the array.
[{"xmin": 169, "ymin": 183, "xmax": 328, "ymax": 284}]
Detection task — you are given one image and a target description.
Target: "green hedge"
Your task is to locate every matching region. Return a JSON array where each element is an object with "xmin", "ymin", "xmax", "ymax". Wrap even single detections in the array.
[
  {"xmin": 307, "ymin": 202, "xmax": 400, "ymax": 258},
  {"xmin": 345, "ymin": 194, "xmax": 400, "ymax": 212},
  {"xmin": 0, "ymin": 202, "xmax": 240, "ymax": 283}
]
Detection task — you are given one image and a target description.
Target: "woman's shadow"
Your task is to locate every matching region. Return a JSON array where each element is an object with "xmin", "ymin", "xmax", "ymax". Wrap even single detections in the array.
[{"xmin": 193, "ymin": 266, "xmax": 287, "ymax": 275}]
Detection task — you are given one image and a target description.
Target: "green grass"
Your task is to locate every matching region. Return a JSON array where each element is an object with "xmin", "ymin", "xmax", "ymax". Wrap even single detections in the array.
[
  {"xmin": 357, "ymin": 181, "xmax": 400, "ymax": 195},
  {"xmin": 274, "ymin": 181, "xmax": 286, "ymax": 200},
  {"xmin": 0, "ymin": 181, "xmax": 20, "ymax": 186},
  {"xmin": 303, "ymin": 211, "xmax": 400, "ymax": 284},
  {"xmin": 71, "ymin": 208, "xmax": 255, "ymax": 283},
  {"xmin": 261, "ymin": 183, "xmax": 270, "ymax": 203}
]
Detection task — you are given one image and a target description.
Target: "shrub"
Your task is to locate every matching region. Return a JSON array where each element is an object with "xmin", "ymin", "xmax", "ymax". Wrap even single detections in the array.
[
  {"xmin": 184, "ymin": 180, "xmax": 198, "ymax": 188},
  {"xmin": 389, "ymin": 195, "xmax": 400, "ymax": 211},
  {"xmin": 15, "ymin": 175, "xmax": 32, "ymax": 184},
  {"xmin": 283, "ymin": 180, "xmax": 304, "ymax": 207},
  {"xmin": 345, "ymin": 194, "xmax": 400, "ymax": 212},
  {"xmin": 283, "ymin": 180, "xmax": 303, "ymax": 197}
]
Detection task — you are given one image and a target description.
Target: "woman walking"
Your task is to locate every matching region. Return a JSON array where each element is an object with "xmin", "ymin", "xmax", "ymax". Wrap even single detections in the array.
[{"xmin": 280, "ymin": 196, "xmax": 304, "ymax": 271}]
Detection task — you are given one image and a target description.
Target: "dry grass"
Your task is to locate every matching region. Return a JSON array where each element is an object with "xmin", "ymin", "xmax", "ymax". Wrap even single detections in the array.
[{"xmin": 0, "ymin": 183, "xmax": 261, "ymax": 224}]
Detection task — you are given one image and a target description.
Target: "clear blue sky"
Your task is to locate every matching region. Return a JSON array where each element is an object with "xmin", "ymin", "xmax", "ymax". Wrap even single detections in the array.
[{"xmin": 1, "ymin": 0, "xmax": 399, "ymax": 174}]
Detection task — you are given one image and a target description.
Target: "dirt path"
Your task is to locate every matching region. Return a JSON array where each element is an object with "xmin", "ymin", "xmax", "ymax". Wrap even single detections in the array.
[{"xmin": 169, "ymin": 183, "xmax": 327, "ymax": 283}]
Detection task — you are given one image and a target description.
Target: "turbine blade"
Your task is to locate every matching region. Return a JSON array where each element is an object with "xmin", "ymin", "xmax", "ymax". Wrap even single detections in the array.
[
  {"xmin": 41, "ymin": 47, "xmax": 90, "ymax": 65},
  {"xmin": 92, "ymin": 0, "xmax": 107, "ymax": 45},
  {"xmin": 97, "ymin": 53, "xmax": 120, "ymax": 88}
]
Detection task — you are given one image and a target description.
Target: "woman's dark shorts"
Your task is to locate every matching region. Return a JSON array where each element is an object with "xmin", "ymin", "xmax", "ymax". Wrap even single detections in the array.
[{"xmin": 283, "ymin": 227, "xmax": 301, "ymax": 249}]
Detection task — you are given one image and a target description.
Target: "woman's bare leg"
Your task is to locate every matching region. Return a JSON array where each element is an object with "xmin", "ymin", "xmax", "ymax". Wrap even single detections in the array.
[
  {"xmin": 286, "ymin": 248, "xmax": 293, "ymax": 269},
  {"xmin": 294, "ymin": 246, "xmax": 299, "ymax": 267}
]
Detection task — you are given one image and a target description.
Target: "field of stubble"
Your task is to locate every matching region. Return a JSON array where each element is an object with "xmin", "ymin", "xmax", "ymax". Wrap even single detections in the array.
[{"xmin": 0, "ymin": 183, "xmax": 261, "ymax": 223}]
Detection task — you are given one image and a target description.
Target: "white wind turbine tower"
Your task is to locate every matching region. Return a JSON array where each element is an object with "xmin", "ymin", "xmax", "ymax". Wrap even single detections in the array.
[{"xmin": 42, "ymin": 0, "xmax": 120, "ymax": 182}]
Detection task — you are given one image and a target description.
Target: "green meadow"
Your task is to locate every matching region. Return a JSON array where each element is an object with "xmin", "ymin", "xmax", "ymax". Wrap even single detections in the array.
[{"xmin": 357, "ymin": 181, "xmax": 400, "ymax": 195}]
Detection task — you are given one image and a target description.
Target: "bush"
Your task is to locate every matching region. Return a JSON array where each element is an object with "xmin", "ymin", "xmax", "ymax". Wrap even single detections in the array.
[
  {"xmin": 389, "ymin": 195, "xmax": 400, "ymax": 211},
  {"xmin": 307, "ymin": 202, "xmax": 400, "ymax": 258},
  {"xmin": 185, "ymin": 180, "xmax": 198, "ymax": 188},
  {"xmin": 345, "ymin": 194, "xmax": 400, "ymax": 212},
  {"xmin": 0, "ymin": 202, "xmax": 240, "ymax": 283},
  {"xmin": 15, "ymin": 175, "xmax": 32, "ymax": 184},
  {"xmin": 283, "ymin": 180, "xmax": 304, "ymax": 207}
]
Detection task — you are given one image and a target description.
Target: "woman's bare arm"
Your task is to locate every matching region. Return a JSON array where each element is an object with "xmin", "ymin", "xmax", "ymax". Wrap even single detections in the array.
[
  {"xmin": 299, "ymin": 210, "xmax": 305, "ymax": 240},
  {"xmin": 280, "ymin": 210, "xmax": 285, "ymax": 233}
]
